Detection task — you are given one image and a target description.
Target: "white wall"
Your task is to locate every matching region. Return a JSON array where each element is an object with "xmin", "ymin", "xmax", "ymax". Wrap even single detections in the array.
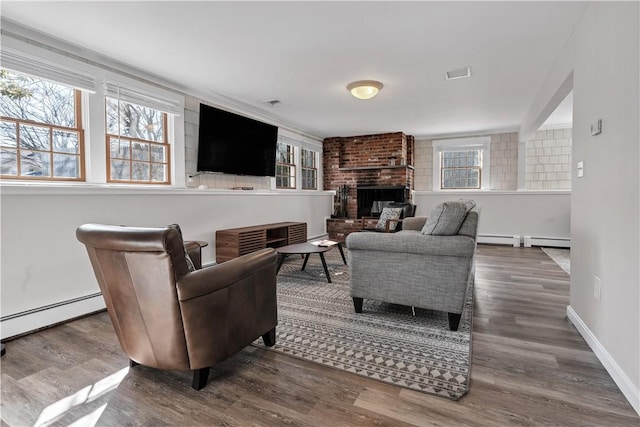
[
  {"xmin": 412, "ymin": 191, "xmax": 570, "ymax": 242},
  {"xmin": 0, "ymin": 185, "xmax": 332, "ymax": 339},
  {"xmin": 522, "ymin": 2, "xmax": 639, "ymax": 414}
]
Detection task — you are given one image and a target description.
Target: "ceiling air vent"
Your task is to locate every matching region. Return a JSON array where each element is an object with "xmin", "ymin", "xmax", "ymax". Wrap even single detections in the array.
[
  {"xmin": 262, "ymin": 99, "xmax": 282, "ymax": 107},
  {"xmin": 446, "ymin": 66, "xmax": 472, "ymax": 80}
]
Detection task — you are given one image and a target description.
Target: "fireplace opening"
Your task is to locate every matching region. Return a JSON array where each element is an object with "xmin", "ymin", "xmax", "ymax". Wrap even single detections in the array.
[{"xmin": 357, "ymin": 185, "xmax": 408, "ymax": 218}]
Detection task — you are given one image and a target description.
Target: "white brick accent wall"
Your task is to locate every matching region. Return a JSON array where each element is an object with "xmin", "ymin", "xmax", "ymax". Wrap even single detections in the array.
[
  {"xmin": 490, "ymin": 132, "xmax": 519, "ymax": 190},
  {"xmin": 525, "ymin": 128, "xmax": 572, "ymax": 190},
  {"xmin": 414, "ymin": 131, "xmax": 518, "ymax": 191},
  {"xmin": 413, "ymin": 139, "xmax": 433, "ymax": 191}
]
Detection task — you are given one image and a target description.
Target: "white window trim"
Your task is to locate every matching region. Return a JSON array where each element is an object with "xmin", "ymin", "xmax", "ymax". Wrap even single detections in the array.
[
  {"xmin": 1, "ymin": 38, "xmax": 186, "ymax": 188},
  {"xmin": 300, "ymin": 148, "xmax": 319, "ymax": 190},
  {"xmin": 275, "ymin": 132, "xmax": 322, "ymax": 191},
  {"xmin": 101, "ymin": 76, "xmax": 185, "ymax": 186},
  {"xmin": 432, "ymin": 136, "xmax": 491, "ymax": 191}
]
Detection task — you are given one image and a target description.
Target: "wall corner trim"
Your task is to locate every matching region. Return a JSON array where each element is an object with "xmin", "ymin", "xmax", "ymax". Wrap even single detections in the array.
[{"xmin": 567, "ymin": 305, "xmax": 640, "ymax": 416}]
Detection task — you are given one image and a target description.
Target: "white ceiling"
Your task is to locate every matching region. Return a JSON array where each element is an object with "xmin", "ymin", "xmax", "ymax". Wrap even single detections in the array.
[{"xmin": 1, "ymin": 1, "xmax": 587, "ymax": 139}]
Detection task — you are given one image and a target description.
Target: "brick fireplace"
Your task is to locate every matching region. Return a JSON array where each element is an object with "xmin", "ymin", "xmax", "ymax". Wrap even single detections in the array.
[{"xmin": 323, "ymin": 132, "xmax": 415, "ymax": 219}]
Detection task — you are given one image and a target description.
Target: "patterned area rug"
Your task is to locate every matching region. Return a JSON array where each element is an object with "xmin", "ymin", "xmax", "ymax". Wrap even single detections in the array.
[{"xmin": 253, "ymin": 248, "xmax": 474, "ymax": 400}]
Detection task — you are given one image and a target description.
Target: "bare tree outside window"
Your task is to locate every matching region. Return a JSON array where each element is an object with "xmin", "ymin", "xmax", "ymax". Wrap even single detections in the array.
[
  {"xmin": 105, "ymin": 97, "xmax": 170, "ymax": 184},
  {"xmin": 0, "ymin": 69, "xmax": 84, "ymax": 180}
]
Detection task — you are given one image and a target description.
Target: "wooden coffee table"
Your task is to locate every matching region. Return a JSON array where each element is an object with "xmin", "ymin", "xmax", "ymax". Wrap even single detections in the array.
[{"xmin": 275, "ymin": 243, "xmax": 333, "ymax": 283}]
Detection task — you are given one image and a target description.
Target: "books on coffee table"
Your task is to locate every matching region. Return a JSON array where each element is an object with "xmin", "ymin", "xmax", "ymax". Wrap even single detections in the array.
[{"xmin": 310, "ymin": 239, "xmax": 338, "ymax": 247}]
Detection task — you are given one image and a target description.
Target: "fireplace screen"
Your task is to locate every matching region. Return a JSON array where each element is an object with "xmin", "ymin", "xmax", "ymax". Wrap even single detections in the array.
[{"xmin": 357, "ymin": 185, "xmax": 408, "ymax": 218}]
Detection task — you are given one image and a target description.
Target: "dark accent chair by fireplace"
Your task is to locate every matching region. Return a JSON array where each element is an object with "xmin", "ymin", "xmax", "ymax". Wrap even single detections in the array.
[
  {"xmin": 362, "ymin": 202, "xmax": 417, "ymax": 233},
  {"xmin": 76, "ymin": 223, "xmax": 278, "ymax": 390}
]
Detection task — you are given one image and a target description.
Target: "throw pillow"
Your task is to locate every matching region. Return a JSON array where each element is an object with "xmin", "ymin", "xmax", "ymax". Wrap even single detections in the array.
[
  {"xmin": 421, "ymin": 201, "xmax": 470, "ymax": 235},
  {"xmin": 458, "ymin": 198, "xmax": 476, "ymax": 212},
  {"xmin": 375, "ymin": 207, "xmax": 403, "ymax": 231},
  {"xmin": 167, "ymin": 224, "xmax": 196, "ymax": 272}
]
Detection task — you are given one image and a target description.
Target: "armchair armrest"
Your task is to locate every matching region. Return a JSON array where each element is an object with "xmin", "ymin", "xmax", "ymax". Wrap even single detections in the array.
[
  {"xmin": 176, "ymin": 248, "xmax": 276, "ymax": 301},
  {"xmin": 346, "ymin": 232, "xmax": 475, "ymax": 257},
  {"xmin": 184, "ymin": 240, "xmax": 207, "ymax": 270},
  {"xmin": 402, "ymin": 216, "xmax": 428, "ymax": 231},
  {"xmin": 362, "ymin": 216, "xmax": 403, "ymax": 232}
]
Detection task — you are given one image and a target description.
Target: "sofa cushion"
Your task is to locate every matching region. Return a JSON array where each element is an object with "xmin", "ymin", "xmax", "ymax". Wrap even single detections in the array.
[
  {"xmin": 421, "ymin": 201, "xmax": 471, "ymax": 236},
  {"xmin": 376, "ymin": 207, "xmax": 403, "ymax": 231}
]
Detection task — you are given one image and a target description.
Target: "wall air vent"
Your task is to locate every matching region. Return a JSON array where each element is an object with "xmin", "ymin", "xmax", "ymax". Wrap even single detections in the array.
[{"xmin": 446, "ymin": 66, "xmax": 472, "ymax": 80}]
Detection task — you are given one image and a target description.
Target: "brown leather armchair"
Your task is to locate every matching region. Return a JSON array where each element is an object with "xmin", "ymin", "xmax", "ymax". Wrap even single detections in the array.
[{"xmin": 76, "ymin": 223, "xmax": 278, "ymax": 390}]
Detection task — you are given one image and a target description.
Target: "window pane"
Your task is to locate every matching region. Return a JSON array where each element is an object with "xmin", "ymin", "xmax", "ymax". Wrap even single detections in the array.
[
  {"xmin": 110, "ymin": 137, "xmax": 130, "ymax": 160},
  {"xmin": 53, "ymin": 130, "xmax": 79, "ymax": 154},
  {"xmin": 19, "ymin": 124, "xmax": 50, "ymax": 151},
  {"xmin": 441, "ymin": 149, "xmax": 482, "ymax": 189},
  {"xmin": 53, "ymin": 154, "xmax": 79, "ymax": 177},
  {"xmin": 151, "ymin": 164, "xmax": 166, "ymax": 182},
  {"xmin": 21, "ymin": 150, "xmax": 51, "ymax": 177},
  {"xmin": 0, "ymin": 121, "xmax": 17, "ymax": 147},
  {"xmin": 106, "ymin": 98, "xmax": 164, "ymax": 142},
  {"xmin": 0, "ymin": 69, "xmax": 76, "ymax": 127},
  {"xmin": 131, "ymin": 142, "xmax": 149, "ymax": 161},
  {"xmin": 132, "ymin": 161, "xmax": 150, "ymax": 181},
  {"xmin": 0, "ymin": 70, "xmax": 83, "ymax": 180},
  {"xmin": 110, "ymin": 159, "xmax": 130, "ymax": 180},
  {"xmin": 0, "ymin": 149, "xmax": 17, "ymax": 175},
  {"xmin": 150, "ymin": 145, "xmax": 166, "ymax": 162}
]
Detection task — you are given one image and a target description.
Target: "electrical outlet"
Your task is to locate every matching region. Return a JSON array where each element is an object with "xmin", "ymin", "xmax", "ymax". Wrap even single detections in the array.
[{"xmin": 594, "ymin": 276, "xmax": 601, "ymax": 301}]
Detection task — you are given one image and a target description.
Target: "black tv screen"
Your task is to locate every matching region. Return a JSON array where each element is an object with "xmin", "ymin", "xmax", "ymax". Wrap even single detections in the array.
[{"xmin": 197, "ymin": 104, "xmax": 278, "ymax": 176}]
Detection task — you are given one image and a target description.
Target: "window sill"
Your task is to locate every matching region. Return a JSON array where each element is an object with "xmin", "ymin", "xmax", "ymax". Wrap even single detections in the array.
[
  {"xmin": 412, "ymin": 189, "xmax": 571, "ymax": 196},
  {"xmin": 1, "ymin": 182, "xmax": 333, "ymax": 196}
]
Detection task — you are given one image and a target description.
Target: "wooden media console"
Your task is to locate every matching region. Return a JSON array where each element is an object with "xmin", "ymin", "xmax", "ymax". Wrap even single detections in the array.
[{"xmin": 215, "ymin": 222, "xmax": 307, "ymax": 263}]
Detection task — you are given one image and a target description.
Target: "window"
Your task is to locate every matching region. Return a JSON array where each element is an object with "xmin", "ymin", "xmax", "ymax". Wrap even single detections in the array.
[
  {"xmin": 106, "ymin": 97, "xmax": 170, "ymax": 184},
  {"xmin": 441, "ymin": 150, "xmax": 482, "ymax": 189},
  {"xmin": 0, "ymin": 69, "xmax": 84, "ymax": 180},
  {"xmin": 432, "ymin": 136, "xmax": 490, "ymax": 190},
  {"xmin": 276, "ymin": 141, "xmax": 295, "ymax": 189},
  {"xmin": 301, "ymin": 148, "xmax": 318, "ymax": 190}
]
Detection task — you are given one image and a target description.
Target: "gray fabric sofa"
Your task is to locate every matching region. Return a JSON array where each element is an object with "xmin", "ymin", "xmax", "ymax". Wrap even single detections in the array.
[{"xmin": 346, "ymin": 207, "xmax": 479, "ymax": 330}]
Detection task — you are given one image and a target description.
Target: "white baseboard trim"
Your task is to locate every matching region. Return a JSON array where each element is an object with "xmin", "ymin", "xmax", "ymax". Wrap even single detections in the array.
[
  {"xmin": 524, "ymin": 236, "xmax": 571, "ymax": 248},
  {"xmin": 567, "ymin": 305, "xmax": 640, "ymax": 416},
  {"xmin": 1, "ymin": 293, "xmax": 106, "ymax": 340},
  {"xmin": 478, "ymin": 234, "xmax": 521, "ymax": 247}
]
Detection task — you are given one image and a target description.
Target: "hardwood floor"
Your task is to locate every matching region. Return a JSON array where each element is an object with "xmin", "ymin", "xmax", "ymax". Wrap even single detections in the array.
[{"xmin": 1, "ymin": 245, "xmax": 637, "ymax": 426}]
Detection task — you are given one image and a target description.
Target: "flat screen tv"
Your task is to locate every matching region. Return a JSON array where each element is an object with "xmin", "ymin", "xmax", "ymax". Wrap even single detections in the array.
[{"xmin": 197, "ymin": 103, "xmax": 278, "ymax": 176}]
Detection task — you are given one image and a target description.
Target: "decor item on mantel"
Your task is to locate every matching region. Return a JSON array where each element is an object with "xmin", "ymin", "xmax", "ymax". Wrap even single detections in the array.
[{"xmin": 253, "ymin": 249, "xmax": 473, "ymax": 400}]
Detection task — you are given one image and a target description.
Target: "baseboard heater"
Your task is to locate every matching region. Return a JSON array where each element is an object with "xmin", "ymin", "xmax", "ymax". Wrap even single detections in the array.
[
  {"xmin": 1, "ymin": 292, "xmax": 106, "ymax": 340},
  {"xmin": 523, "ymin": 236, "xmax": 571, "ymax": 248},
  {"xmin": 478, "ymin": 234, "xmax": 521, "ymax": 247}
]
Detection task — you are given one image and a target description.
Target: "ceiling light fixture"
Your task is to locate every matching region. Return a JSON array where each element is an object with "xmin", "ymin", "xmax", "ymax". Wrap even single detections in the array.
[{"xmin": 347, "ymin": 80, "xmax": 383, "ymax": 100}]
